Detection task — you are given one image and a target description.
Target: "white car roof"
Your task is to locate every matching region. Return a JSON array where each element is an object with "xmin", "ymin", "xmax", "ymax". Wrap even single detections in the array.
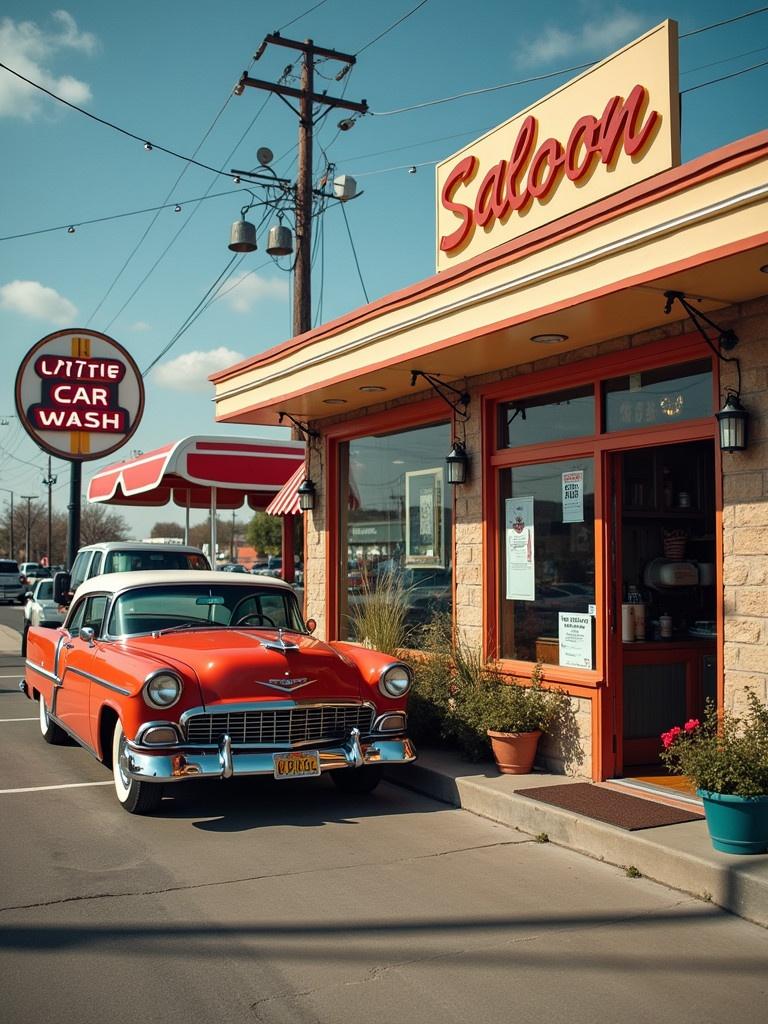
[
  {"xmin": 73, "ymin": 569, "xmax": 292, "ymax": 599},
  {"xmin": 76, "ymin": 541, "xmax": 206, "ymax": 554}
]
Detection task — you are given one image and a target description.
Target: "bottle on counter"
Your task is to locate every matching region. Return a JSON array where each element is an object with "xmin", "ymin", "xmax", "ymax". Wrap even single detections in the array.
[{"xmin": 659, "ymin": 613, "xmax": 673, "ymax": 639}]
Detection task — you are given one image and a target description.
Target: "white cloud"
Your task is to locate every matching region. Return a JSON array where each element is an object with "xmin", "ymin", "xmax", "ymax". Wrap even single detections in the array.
[
  {"xmin": 0, "ymin": 279, "xmax": 77, "ymax": 324},
  {"xmin": 129, "ymin": 320, "xmax": 151, "ymax": 332},
  {"xmin": 516, "ymin": 8, "xmax": 646, "ymax": 67},
  {"xmin": 152, "ymin": 347, "xmax": 245, "ymax": 392},
  {"xmin": 0, "ymin": 11, "xmax": 97, "ymax": 119},
  {"xmin": 219, "ymin": 272, "xmax": 288, "ymax": 314}
]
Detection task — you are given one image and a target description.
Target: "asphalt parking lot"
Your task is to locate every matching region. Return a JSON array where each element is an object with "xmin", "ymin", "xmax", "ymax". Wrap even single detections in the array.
[{"xmin": 2, "ymin": 608, "xmax": 768, "ymax": 1024}]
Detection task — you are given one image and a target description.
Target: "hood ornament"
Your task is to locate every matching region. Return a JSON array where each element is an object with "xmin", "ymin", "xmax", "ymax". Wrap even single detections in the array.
[{"xmin": 260, "ymin": 627, "xmax": 300, "ymax": 653}]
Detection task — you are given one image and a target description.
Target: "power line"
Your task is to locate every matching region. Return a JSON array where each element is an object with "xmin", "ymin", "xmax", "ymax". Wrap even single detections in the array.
[
  {"xmin": 142, "ymin": 254, "xmax": 243, "ymax": 376},
  {"xmin": 0, "ymin": 61, "xmax": 244, "ymax": 179},
  {"xmin": 679, "ymin": 5, "xmax": 768, "ymax": 38},
  {"xmin": 355, "ymin": 0, "xmax": 431, "ymax": 56},
  {"xmin": 277, "ymin": 0, "xmax": 330, "ymax": 32},
  {"xmin": 339, "ymin": 201, "xmax": 369, "ymax": 303},
  {"xmin": 681, "ymin": 57, "xmax": 768, "ymax": 93},
  {"xmin": 0, "ymin": 187, "xmax": 246, "ymax": 243},
  {"xmin": 370, "ymin": 6, "xmax": 768, "ymax": 116}
]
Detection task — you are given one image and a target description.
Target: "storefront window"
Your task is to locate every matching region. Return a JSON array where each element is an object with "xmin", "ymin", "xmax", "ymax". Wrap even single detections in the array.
[
  {"xmin": 498, "ymin": 385, "xmax": 594, "ymax": 448},
  {"xmin": 338, "ymin": 422, "xmax": 452, "ymax": 640},
  {"xmin": 498, "ymin": 458, "xmax": 595, "ymax": 665},
  {"xmin": 603, "ymin": 359, "xmax": 712, "ymax": 432}
]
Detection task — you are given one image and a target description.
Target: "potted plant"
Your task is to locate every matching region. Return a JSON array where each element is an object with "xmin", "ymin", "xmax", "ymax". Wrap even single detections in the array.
[
  {"xmin": 449, "ymin": 654, "xmax": 567, "ymax": 773},
  {"xmin": 660, "ymin": 691, "xmax": 768, "ymax": 855}
]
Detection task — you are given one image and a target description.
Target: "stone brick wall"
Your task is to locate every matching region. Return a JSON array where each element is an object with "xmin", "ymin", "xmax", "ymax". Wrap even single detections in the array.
[{"xmin": 720, "ymin": 296, "xmax": 768, "ymax": 711}]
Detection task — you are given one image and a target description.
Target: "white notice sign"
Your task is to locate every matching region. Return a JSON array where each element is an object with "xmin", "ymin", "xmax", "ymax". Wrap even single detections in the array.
[
  {"xmin": 562, "ymin": 470, "xmax": 584, "ymax": 523},
  {"xmin": 558, "ymin": 612, "xmax": 593, "ymax": 669},
  {"xmin": 505, "ymin": 496, "xmax": 535, "ymax": 601}
]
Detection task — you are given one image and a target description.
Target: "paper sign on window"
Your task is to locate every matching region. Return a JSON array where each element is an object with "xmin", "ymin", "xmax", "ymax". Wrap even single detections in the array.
[
  {"xmin": 505, "ymin": 496, "xmax": 535, "ymax": 601},
  {"xmin": 562, "ymin": 470, "xmax": 584, "ymax": 523}
]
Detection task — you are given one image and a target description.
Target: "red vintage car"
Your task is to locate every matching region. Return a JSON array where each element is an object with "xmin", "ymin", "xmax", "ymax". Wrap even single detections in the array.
[{"xmin": 21, "ymin": 570, "xmax": 416, "ymax": 814}]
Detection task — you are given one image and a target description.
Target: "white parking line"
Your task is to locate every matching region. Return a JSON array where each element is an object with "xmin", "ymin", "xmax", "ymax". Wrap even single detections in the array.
[
  {"xmin": 0, "ymin": 717, "xmax": 37, "ymax": 722},
  {"xmin": 0, "ymin": 674, "xmax": 23, "ymax": 679},
  {"xmin": 0, "ymin": 781, "xmax": 113, "ymax": 794}
]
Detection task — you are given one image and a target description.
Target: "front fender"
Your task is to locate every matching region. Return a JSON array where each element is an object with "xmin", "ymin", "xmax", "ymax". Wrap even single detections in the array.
[{"xmin": 330, "ymin": 641, "xmax": 411, "ymax": 711}]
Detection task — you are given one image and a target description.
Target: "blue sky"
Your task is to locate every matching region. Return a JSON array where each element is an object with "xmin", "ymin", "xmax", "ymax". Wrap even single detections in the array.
[{"xmin": 1, "ymin": 1, "xmax": 766, "ymax": 538}]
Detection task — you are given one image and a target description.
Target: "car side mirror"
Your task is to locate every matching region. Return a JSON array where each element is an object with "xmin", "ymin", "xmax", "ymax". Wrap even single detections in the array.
[
  {"xmin": 53, "ymin": 571, "xmax": 71, "ymax": 605},
  {"xmin": 79, "ymin": 626, "xmax": 96, "ymax": 647},
  {"xmin": 25, "ymin": 591, "xmax": 33, "ymax": 600},
  {"xmin": 305, "ymin": 617, "xmax": 317, "ymax": 634}
]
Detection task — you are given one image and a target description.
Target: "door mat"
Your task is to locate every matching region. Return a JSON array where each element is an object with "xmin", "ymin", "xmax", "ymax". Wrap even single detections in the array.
[{"xmin": 516, "ymin": 783, "xmax": 704, "ymax": 831}]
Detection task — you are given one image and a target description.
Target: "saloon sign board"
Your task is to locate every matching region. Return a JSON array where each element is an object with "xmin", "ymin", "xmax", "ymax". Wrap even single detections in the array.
[
  {"xmin": 15, "ymin": 328, "xmax": 144, "ymax": 461},
  {"xmin": 436, "ymin": 21, "xmax": 680, "ymax": 271}
]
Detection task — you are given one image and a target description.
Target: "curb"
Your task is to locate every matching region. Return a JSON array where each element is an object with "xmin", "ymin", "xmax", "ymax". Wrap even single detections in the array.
[{"xmin": 386, "ymin": 752, "xmax": 768, "ymax": 929}]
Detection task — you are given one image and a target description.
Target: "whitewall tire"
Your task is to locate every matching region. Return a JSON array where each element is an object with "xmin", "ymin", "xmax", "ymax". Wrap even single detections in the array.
[
  {"xmin": 112, "ymin": 720, "xmax": 163, "ymax": 815},
  {"xmin": 38, "ymin": 693, "xmax": 67, "ymax": 745}
]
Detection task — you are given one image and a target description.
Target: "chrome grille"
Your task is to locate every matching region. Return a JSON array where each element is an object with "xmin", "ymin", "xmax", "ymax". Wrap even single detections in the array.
[{"xmin": 184, "ymin": 705, "xmax": 375, "ymax": 746}]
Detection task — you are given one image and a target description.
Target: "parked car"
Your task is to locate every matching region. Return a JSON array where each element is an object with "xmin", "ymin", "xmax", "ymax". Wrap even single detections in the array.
[
  {"xmin": 218, "ymin": 563, "xmax": 250, "ymax": 573},
  {"xmin": 23, "ymin": 570, "xmax": 416, "ymax": 814},
  {"xmin": 19, "ymin": 562, "xmax": 51, "ymax": 586},
  {"xmin": 21, "ymin": 577, "xmax": 65, "ymax": 655},
  {"xmin": 0, "ymin": 558, "xmax": 25, "ymax": 605},
  {"xmin": 59, "ymin": 541, "xmax": 211, "ymax": 605}
]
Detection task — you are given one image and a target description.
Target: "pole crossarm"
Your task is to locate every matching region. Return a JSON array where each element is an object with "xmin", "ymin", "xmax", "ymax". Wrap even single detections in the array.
[
  {"xmin": 239, "ymin": 76, "xmax": 368, "ymax": 115},
  {"xmin": 258, "ymin": 34, "xmax": 357, "ymax": 65}
]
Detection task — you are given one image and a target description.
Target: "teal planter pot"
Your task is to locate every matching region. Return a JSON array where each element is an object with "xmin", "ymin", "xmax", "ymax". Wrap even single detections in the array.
[{"xmin": 697, "ymin": 790, "xmax": 768, "ymax": 855}]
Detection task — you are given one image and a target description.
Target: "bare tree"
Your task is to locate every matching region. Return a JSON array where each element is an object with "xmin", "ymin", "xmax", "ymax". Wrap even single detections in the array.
[{"xmin": 79, "ymin": 504, "xmax": 130, "ymax": 546}]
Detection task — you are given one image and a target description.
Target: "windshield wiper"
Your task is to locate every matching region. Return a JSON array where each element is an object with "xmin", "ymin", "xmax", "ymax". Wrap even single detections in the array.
[{"xmin": 153, "ymin": 622, "xmax": 222, "ymax": 636}]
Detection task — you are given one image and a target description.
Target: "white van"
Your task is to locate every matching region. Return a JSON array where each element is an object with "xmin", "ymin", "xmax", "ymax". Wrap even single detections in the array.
[{"xmin": 55, "ymin": 541, "xmax": 211, "ymax": 604}]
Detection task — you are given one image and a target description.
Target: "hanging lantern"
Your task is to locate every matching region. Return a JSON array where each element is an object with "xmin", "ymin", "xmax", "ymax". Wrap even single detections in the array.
[
  {"xmin": 446, "ymin": 440, "xmax": 469, "ymax": 485},
  {"xmin": 266, "ymin": 223, "xmax": 293, "ymax": 256},
  {"xmin": 228, "ymin": 218, "xmax": 257, "ymax": 252},
  {"xmin": 716, "ymin": 393, "xmax": 748, "ymax": 452},
  {"xmin": 297, "ymin": 477, "xmax": 316, "ymax": 511}
]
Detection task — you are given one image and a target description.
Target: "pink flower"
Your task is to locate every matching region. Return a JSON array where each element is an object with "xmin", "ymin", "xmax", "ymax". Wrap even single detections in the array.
[
  {"xmin": 684, "ymin": 718, "xmax": 700, "ymax": 732},
  {"xmin": 661, "ymin": 725, "xmax": 682, "ymax": 748}
]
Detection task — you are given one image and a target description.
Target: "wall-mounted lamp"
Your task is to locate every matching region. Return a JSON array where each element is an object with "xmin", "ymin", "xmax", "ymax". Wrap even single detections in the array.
[
  {"xmin": 664, "ymin": 291, "xmax": 748, "ymax": 453},
  {"xmin": 446, "ymin": 440, "xmax": 469, "ymax": 485},
  {"xmin": 716, "ymin": 392, "xmax": 748, "ymax": 452},
  {"xmin": 297, "ymin": 477, "xmax": 316, "ymax": 512}
]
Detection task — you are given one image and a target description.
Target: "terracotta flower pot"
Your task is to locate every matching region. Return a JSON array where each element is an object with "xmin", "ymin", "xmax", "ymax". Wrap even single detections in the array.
[{"xmin": 487, "ymin": 729, "xmax": 542, "ymax": 774}]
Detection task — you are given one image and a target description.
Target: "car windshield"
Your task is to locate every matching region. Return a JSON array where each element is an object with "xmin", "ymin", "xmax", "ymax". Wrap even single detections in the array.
[
  {"xmin": 104, "ymin": 550, "xmax": 209, "ymax": 573},
  {"xmin": 0, "ymin": 560, "xmax": 19, "ymax": 573},
  {"xmin": 108, "ymin": 583, "xmax": 306, "ymax": 636},
  {"xmin": 35, "ymin": 580, "xmax": 54, "ymax": 601}
]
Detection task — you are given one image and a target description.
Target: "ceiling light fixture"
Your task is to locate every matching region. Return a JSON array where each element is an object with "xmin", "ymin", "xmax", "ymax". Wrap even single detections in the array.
[
  {"xmin": 323, "ymin": 398, "xmax": 347, "ymax": 405},
  {"xmin": 359, "ymin": 385, "xmax": 386, "ymax": 393},
  {"xmin": 530, "ymin": 333, "xmax": 568, "ymax": 344}
]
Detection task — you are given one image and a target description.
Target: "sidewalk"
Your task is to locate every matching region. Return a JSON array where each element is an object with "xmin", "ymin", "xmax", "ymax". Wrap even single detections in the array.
[
  {"xmin": 0, "ymin": 625, "xmax": 21, "ymax": 655},
  {"xmin": 387, "ymin": 748, "xmax": 768, "ymax": 928}
]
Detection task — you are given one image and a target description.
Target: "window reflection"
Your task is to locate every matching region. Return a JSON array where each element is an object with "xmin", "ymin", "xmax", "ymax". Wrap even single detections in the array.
[{"xmin": 339, "ymin": 422, "xmax": 452, "ymax": 640}]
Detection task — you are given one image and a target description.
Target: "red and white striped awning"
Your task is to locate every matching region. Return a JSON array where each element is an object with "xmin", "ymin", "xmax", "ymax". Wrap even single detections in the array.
[
  {"xmin": 265, "ymin": 464, "xmax": 305, "ymax": 517},
  {"xmin": 87, "ymin": 435, "xmax": 305, "ymax": 511}
]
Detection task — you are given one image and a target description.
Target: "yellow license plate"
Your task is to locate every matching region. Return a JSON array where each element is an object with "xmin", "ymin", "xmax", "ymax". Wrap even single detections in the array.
[{"xmin": 273, "ymin": 751, "xmax": 321, "ymax": 779}]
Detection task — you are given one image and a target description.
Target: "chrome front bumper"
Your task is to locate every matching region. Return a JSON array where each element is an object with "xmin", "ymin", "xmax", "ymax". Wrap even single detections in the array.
[{"xmin": 122, "ymin": 727, "xmax": 416, "ymax": 784}]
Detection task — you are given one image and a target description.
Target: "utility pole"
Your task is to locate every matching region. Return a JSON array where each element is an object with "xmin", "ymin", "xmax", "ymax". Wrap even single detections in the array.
[
  {"xmin": 21, "ymin": 495, "xmax": 35, "ymax": 561},
  {"xmin": 42, "ymin": 456, "xmax": 57, "ymax": 567},
  {"xmin": 235, "ymin": 36, "xmax": 368, "ymax": 336},
  {"xmin": 0, "ymin": 489, "xmax": 14, "ymax": 559}
]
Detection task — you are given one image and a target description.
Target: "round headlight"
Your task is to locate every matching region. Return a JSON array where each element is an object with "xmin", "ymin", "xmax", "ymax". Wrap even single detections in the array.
[
  {"xmin": 144, "ymin": 672, "xmax": 182, "ymax": 708},
  {"xmin": 379, "ymin": 664, "xmax": 412, "ymax": 698}
]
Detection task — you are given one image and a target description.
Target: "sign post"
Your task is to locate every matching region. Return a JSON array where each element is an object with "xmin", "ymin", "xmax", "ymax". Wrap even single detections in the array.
[{"xmin": 14, "ymin": 329, "xmax": 144, "ymax": 568}]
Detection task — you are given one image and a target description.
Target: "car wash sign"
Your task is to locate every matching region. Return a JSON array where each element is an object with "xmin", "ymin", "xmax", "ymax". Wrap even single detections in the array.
[
  {"xmin": 15, "ymin": 328, "xmax": 144, "ymax": 461},
  {"xmin": 436, "ymin": 21, "xmax": 680, "ymax": 271}
]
